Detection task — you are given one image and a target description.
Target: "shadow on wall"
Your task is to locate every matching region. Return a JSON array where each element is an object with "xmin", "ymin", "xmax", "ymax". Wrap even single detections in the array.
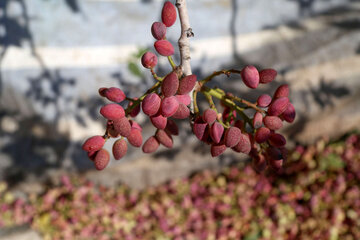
[
  {"xmin": 288, "ymin": 0, "xmax": 318, "ymax": 17},
  {"xmin": 0, "ymin": 0, "xmax": 180, "ymax": 186},
  {"xmin": 0, "ymin": 0, "xmax": 81, "ymax": 95},
  {"xmin": 229, "ymin": 0, "xmax": 339, "ymax": 66},
  {"xmin": 286, "ymin": 0, "xmax": 358, "ymax": 17},
  {"xmin": 224, "ymin": 1, "xmax": 356, "ymax": 144},
  {"xmin": 0, "ymin": 0, "xmax": 108, "ymax": 186}
]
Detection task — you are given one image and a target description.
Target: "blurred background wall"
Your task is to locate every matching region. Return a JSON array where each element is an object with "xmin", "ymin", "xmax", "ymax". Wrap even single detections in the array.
[{"xmin": 1, "ymin": 0, "xmax": 360, "ymax": 189}]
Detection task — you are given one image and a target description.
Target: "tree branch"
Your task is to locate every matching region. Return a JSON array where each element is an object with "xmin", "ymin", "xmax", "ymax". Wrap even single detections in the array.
[
  {"xmin": 176, "ymin": 0, "xmax": 192, "ymax": 75},
  {"xmin": 176, "ymin": 0, "xmax": 195, "ymax": 111}
]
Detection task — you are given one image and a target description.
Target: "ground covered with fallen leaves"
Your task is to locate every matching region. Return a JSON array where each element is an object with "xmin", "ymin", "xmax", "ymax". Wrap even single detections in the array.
[{"xmin": 1, "ymin": 133, "xmax": 360, "ymax": 240}]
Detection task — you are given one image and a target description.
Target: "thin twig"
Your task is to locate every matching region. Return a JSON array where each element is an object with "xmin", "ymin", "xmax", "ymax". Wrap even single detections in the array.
[
  {"xmin": 203, "ymin": 92, "xmax": 226, "ymax": 127},
  {"xmin": 200, "ymin": 69, "xmax": 242, "ymax": 85},
  {"xmin": 167, "ymin": 56, "xmax": 177, "ymax": 70},
  {"xmin": 201, "ymin": 69, "xmax": 266, "ymax": 114},
  {"xmin": 150, "ymin": 68, "xmax": 163, "ymax": 81}
]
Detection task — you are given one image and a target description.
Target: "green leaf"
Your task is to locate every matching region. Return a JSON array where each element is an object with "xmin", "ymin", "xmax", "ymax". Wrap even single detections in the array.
[{"xmin": 128, "ymin": 62, "xmax": 143, "ymax": 78}]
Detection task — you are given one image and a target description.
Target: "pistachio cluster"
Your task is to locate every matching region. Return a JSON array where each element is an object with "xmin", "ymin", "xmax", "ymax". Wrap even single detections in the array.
[{"xmin": 82, "ymin": 1, "xmax": 296, "ymax": 172}]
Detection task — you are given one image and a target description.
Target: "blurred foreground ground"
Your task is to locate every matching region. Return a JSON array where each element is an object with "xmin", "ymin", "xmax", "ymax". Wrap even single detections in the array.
[{"xmin": 0, "ymin": 132, "xmax": 359, "ymax": 239}]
